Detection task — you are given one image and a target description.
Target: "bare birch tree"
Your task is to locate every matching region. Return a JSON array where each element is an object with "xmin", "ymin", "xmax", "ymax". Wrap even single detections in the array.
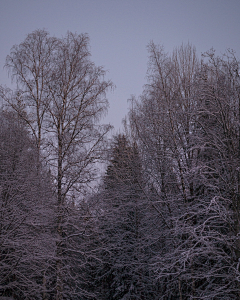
[{"xmin": 1, "ymin": 29, "xmax": 113, "ymax": 300}]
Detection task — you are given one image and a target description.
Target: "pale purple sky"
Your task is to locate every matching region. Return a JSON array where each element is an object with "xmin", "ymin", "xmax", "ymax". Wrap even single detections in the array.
[{"xmin": 1, "ymin": 0, "xmax": 240, "ymax": 130}]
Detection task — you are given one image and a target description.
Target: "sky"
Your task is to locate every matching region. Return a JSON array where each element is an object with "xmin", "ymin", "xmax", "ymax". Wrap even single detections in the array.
[{"xmin": 1, "ymin": 0, "xmax": 240, "ymax": 131}]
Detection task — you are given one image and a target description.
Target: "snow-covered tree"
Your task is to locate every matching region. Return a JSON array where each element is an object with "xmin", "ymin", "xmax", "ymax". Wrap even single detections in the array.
[
  {"xmin": 0, "ymin": 109, "xmax": 55, "ymax": 299},
  {"xmin": 127, "ymin": 43, "xmax": 240, "ymax": 299},
  {"xmin": 95, "ymin": 134, "xmax": 157, "ymax": 299}
]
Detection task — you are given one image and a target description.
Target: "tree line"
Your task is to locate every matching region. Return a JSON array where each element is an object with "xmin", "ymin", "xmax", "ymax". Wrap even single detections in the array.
[{"xmin": 0, "ymin": 29, "xmax": 240, "ymax": 299}]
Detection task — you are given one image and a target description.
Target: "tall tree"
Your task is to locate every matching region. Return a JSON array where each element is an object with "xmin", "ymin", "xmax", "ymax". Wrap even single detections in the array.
[
  {"xmin": 95, "ymin": 134, "xmax": 156, "ymax": 299},
  {"xmin": 1, "ymin": 29, "xmax": 113, "ymax": 300}
]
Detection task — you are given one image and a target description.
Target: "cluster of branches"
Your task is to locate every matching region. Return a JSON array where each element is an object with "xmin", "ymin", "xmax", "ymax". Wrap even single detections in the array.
[
  {"xmin": 123, "ymin": 43, "xmax": 240, "ymax": 299},
  {"xmin": 86, "ymin": 44, "xmax": 240, "ymax": 299}
]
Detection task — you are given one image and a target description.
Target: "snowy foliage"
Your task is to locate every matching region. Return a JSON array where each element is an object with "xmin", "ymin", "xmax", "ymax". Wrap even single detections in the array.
[{"xmin": 1, "ymin": 31, "xmax": 240, "ymax": 299}]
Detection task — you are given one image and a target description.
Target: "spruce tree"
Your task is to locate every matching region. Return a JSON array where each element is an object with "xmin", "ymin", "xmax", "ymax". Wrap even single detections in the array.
[{"xmin": 96, "ymin": 134, "xmax": 155, "ymax": 299}]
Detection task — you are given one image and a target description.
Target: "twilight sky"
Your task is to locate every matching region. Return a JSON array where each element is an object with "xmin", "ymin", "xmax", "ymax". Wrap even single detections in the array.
[{"xmin": 1, "ymin": 0, "xmax": 240, "ymax": 131}]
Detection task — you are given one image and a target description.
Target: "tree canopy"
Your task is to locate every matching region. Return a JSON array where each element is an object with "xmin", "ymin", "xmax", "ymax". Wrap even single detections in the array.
[{"xmin": 1, "ymin": 31, "xmax": 240, "ymax": 299}]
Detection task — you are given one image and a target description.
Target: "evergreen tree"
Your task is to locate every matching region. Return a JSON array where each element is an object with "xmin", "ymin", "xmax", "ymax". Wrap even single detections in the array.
[{"xmin": 96, "ymin": 134, "xmax": 156, "ymax": 299}]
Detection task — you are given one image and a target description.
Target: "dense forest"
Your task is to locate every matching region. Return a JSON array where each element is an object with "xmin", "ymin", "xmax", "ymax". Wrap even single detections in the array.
[{"xmin": 1, "ymin": 29, "xmax": 240, "ymax": 299}]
